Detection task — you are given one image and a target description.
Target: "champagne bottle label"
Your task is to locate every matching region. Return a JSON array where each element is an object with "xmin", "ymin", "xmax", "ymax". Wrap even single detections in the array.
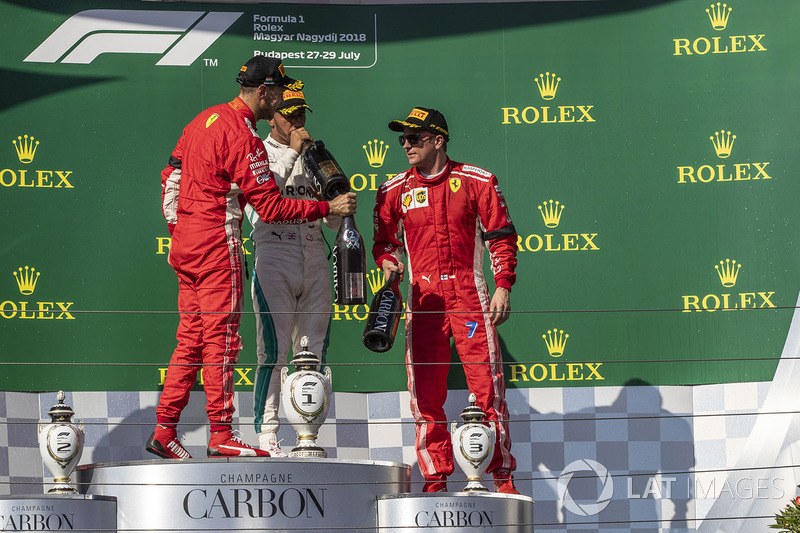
[
  {"xmin": 343, "ymin": 229, "xmax": 361, "ymax": 250},
  {"xmin": 371, "ymin": 290, "xmax": 398, "ymax": 333},
  {"xmin": 318, "ymin": 160, "xmax": 340, "ymax": 178},
  {"xmin": 363, "ymin": 273, "xmax": 402, "ymax": 352},
  {"xmin": 346, "ymin": 274, "xmax": 364, "ymax": 299}
]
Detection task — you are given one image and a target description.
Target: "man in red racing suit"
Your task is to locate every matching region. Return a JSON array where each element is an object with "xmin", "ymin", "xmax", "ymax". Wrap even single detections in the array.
[
  {"xmin": 373, "ymin": 107, "xmax": 519, "ymax": 493},
  {"xmin": 152, "ymin": 56, "xmax": 356, "ymax": 458}
]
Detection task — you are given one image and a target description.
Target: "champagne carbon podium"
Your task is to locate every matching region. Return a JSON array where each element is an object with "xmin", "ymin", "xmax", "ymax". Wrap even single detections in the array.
[
  {"xmin": 302, "ymin": 141, "xmax": 366, "ymax": 305},
  {"xmin": 363, "ymin": 271, "xmax": 402, "ymax": 352}
]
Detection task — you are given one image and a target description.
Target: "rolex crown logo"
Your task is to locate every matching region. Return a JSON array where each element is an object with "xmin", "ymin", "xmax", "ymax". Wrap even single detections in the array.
[
  {"xmin": 710, "ymin": 130, "xmax": 736, "ymax": 159},
  {"xmin": 14, "ymin": 266, "xmax": 40, "ymax": 295},
  {"xmin": 363, "ymin": 139, "xmax": 389, "ymax": 168},
  {"xmin": 543, "ymin": 329, "xmax": 569, "ymax": 357},
  {"xmin": 534, "ymin": 72, "xmax": 561, "ymax": 101},
  {"xmin": 367, "ymin": 268, "xmax": 386, "ymax": 295},
  {"xmin": 706, "ymin": 2, "xmax": 732, "ymax": 31},
  {"xmin": 13, "ymin": 135, "xmax": 39, "ymax": 164},
  {"xmin": 715, "ymin": 258, "xmax": 740, "ymax": 287},
  {"xmin": 538, "ymin": 199, "xmax": 565, "ymax": 228}
]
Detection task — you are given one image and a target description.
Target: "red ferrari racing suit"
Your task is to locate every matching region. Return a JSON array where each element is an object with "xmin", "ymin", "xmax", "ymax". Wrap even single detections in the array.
[
  {"xmin": 159, "ymin": 97, "xmax": 329, "ymax": 433},
  {"xmin": 372, "ymin": 159, "xmax": 517, "ymax": 480}
]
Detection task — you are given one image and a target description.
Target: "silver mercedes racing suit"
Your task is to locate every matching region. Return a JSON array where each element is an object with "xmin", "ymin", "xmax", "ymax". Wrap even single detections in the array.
[{"xmin": 245, "ymin": 135, "xmax": 340, "ymax": 438}]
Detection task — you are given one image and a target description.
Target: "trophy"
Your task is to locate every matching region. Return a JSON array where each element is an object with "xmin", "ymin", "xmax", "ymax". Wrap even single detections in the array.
[
  {"xmin": 38, "ymin": 390, "xmax": 84, "ymax": 494},
  {"xmin": 281, "ymin": 336, "xmax": 332, "ymax": 457},
  {"xmin": 450, "ymin": 393, "xmax": 495, "ymax": 492}
]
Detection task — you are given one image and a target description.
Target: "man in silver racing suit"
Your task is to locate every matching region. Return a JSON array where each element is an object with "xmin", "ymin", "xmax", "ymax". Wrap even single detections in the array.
[{"xmin": 245, "ymin": 87, "xmax": 339, "ymax": 456}]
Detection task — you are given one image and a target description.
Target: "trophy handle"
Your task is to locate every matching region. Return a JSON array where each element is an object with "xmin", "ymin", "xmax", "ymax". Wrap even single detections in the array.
[
  {"xmin": 37, "ymin": 420, "xmax": 46, "ymax": 436},
  {"xmin": 280, "ymin": 366, "xmax": 288, "ymax": 385},
  {"xmin": 450, "ymin": 421, "xmax": 457, "ymax": 435},
  {"xmin": 488, "ymin": 420, "xmax": 496, "ymax": 437},
  {"xmin": 324, "ymin": 366, "xmax": 332, "ymax": 385}
]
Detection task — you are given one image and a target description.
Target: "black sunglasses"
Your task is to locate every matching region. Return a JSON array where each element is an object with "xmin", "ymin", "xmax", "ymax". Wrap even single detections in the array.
[{"xmin": 398, "ymin": 133, "xmax": 434, "ymax": 146}]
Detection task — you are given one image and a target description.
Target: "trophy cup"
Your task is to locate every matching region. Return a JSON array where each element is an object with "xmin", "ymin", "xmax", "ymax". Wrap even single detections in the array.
[
  {"xmin": 281, "ymin": 336, "xmax": 332, "ymax": 457},
  {"xmin": 38, "ymin": 391, "xmax": 85, "ymax": 494},
  {"xmin": 450, "ymin": 393, "xmax": 495, "ymax": 492}
]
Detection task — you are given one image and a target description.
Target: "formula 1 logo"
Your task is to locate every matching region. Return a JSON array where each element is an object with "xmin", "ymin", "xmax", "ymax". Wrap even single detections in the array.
[{"xmin": 25, "ymin": 10, "xmax": 242, "ymax": 66}]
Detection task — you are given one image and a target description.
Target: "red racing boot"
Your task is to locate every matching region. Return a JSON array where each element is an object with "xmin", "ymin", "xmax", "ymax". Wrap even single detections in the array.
[
  {"xmin": 208, "ymin": 430, "xmax": 270, "ymax": 457},
  {"xmin": 422, "ymin": 474, "xmax": 448, "ymax": 493},
  {"xmin": 492, "ymin": 469, "xmax": 520, "ymax": 495},
  {"xmin": 146, "ymin": 425, "xmax": 192, "ymax": 459}
]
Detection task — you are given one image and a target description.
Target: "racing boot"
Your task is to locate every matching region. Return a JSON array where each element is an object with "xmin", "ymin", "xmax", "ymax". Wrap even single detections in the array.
[
  {"xmin": 259, "ymin": 433, "xmax": 288, "ymax": 457},
  {"xmin": 492, "ymin": 468, "xmax": 520, "ymax": 494},
  {"xmin": 422, "ymin": 474, "xmax": 448, "ymax": 493},
  {"xmin": 146, "ymin": 425, "xmax": 192, "ymax": 459},
  {"xmin": 208, "ymin": 430, "xmax": 270, "ymax": 457}
]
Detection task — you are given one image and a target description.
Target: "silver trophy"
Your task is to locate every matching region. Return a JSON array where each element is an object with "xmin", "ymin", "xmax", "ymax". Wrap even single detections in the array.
[
  {"xmin": 281, "ymin": 336, "xmax": 332, "ymax": 457},
  {"xmin": 450, "ymin": 393, "xmax": 495, "ymax": 492},
  {"xmin": 38, "ymin": 391, "xmax": 85, "ymax": 494}
]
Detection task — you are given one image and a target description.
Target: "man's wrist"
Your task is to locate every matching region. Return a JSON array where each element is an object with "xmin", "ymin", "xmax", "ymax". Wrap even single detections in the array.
[
  {"xmin": 378, "ymin": 254, "xmax": 398, "ymax": 268},
  {"xmin": 496, "ymin": 279, "xmax": 512, "ymax": 292}
]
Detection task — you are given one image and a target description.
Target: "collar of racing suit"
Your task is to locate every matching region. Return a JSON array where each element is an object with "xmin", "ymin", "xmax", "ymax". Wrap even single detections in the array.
[
  {"xmin": 229, "ymin": 97, "xmax": 258, "ymax": 130},
  {"xmin": 412, "ymin": 158, "xmax": 452, "ymax": 186}
]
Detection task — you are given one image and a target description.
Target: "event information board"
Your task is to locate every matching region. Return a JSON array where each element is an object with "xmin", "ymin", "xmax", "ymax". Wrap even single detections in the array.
[{"xmin": 1, "ymin": 0, "xmax": 797, "ymax": 392}]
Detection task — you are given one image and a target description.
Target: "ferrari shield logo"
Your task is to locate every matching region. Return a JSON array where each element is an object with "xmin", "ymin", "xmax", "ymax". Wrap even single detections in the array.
[{"xmin": 449, "ymin": 178, "xmax": 461, "ymax": 193}]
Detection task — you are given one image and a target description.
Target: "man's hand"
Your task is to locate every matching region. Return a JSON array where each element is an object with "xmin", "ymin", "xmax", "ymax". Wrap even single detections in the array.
[
  {"xmin": 328, "ymin": 192, "xmax": 357, "ymax": 216},
  {"xmin": 381, "ymin": 259, "xmax": 405, "ymax": 282},
  {"xmin": 489, "ymin": 287, "xmax": 511, "ymax": 326},
  {"xmin": 289, "ymin": 127, "xmax": 313, "ymax": 154}
]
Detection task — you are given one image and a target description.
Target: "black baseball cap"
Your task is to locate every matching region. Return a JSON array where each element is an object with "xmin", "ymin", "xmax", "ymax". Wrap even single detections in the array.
[
  {"xmin": 276, "ymin": 87, "xmax": 312, "ymax": 116},
  {"xmin": 388, "ymin": 107, "xmax": 449, "ymax": 140},
  {"xmin": 236, "ymin": 56, "xmax": 297, "ymax": 87}
]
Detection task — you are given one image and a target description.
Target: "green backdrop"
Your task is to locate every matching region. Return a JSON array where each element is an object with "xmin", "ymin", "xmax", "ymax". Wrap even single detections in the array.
[{"xmin": 1, "ymin": 0, "xmax": 797, "ymax": 392}]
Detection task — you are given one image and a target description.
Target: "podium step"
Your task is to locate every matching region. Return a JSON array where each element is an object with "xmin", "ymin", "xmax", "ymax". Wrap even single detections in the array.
[
  {"xmin": 378, "ymin": 492, "xmax": 534, "ymax": 532},
  {"xmin": 77, "ymin": 458, "xmax": 409, "ymax": 532},
  {"xmin": 0, "ymin": 494, "xmax": 116, "ymax": 533}
]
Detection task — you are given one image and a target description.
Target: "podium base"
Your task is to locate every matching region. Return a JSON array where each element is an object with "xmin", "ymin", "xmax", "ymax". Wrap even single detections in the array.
[
  {"xmin": 77, "ymin": 457, "xmax": 409, "ymax": 532},
  {"xmin": 377, "ymin": 492, "xmax": 534, "ymax": 532},
  {"xmin": 0, "ymin": 494, "xmax": 116, "ymax": 533}
]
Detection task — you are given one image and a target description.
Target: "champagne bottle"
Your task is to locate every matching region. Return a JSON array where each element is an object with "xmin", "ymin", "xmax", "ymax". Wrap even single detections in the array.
[
  {"xmin": 301, "ymin": 140, "xmax": 366, "ymax": 305},
  {"xmin": 332, "ymin": 214, "xmax": 367, "ymax": 305},
  {"xmin": 301, "ymin": 140, "xmax": 350, "ymax": 200},
  {"xmin": 362, "ymin": 272, "xmax": 402, "ymax": 352}
]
